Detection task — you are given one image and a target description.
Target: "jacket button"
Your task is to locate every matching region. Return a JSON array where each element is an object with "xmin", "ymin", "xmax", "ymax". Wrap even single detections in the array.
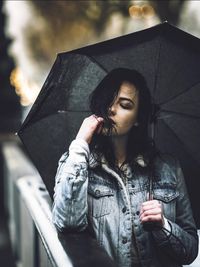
[
  {"xmin": 136, "ymin": 211, "xmax": 140, "ymax": 216},
  {"xmin": 122, "ymin": 207, "xmax": 127, "ymax": 213},
  {"xmin": 122, "ymin": 237, "xmax": 127, "ymax": 244},
  {"xmin": 95, "ymin": 189, "xmax": 100, "ymax": 196}
]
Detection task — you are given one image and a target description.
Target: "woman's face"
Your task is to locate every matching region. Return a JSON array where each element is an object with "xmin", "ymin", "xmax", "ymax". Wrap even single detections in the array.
[{"xmin": 103, "ymin": 81, "xmax": 139, "ymax": 136}]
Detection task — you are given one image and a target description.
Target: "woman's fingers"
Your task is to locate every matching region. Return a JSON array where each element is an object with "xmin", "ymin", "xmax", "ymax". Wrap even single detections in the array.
[
  {"xmin": 140, "ymin": 214, "xmax": 163, "ymax": 222},
  {"xmin": 139, "ymin": 200, "xmax": 164, "ymax": 226},
  {"xmin": 96, "ymin": 122, "xmax": 104, "ymax": 134},
  {"xmin": 140, "ymin": 208, "xmax": 162, "ymax": 222},
  {"xmin": 140, "ymin": 207, "xmax": 162, "ymax": 217},
  {"xmin": 140, "ymin": 200, "xmax": 162, "ymax": 212},
  {"xmin": 76, "ymin": 115, "xmax": 104, "ymax": 144},
  {"xmin": 89, "ymin": 115, "xmax": 104, "ymax": 133}
]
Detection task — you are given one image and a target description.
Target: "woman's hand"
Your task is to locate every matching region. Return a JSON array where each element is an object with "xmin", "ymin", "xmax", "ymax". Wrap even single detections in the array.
[
  {"xmin": 76, "ymin": 115, "xmax": 104, "ymax": 144},
  {"xmin": 139, "ymin": 200, "xmax": 164, "ymax": 228}
]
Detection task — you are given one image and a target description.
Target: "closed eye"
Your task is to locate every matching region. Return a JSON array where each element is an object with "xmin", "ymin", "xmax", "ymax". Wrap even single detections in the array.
[
  {"xmin": 120, "ymin": 103, "xmax": 132, "ymax": 109},
  {"xmin": 120, "ymin": 101, "xmax": 134, "ymax": 109}
]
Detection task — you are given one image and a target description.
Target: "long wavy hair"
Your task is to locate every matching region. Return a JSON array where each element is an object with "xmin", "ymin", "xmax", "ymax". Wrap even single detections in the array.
[{"xmin": 89, "ymin": 68, "xmax": 159, "ymax": 176}]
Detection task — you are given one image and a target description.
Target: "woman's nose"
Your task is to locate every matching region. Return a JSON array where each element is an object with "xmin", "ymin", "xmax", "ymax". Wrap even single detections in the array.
[{"xmin": 108, "ymin": 105, "xmax": 116, "ymax": 116}]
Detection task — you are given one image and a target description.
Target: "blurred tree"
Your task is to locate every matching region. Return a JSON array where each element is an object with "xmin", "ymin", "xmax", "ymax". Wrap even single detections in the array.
[
  {"xmin": 27, "ymin": 0, "xmax": 132, "ymax": 65},
  {"xmin": 31, "ymin": 0, "xmax": 131, "ymax": 34}
]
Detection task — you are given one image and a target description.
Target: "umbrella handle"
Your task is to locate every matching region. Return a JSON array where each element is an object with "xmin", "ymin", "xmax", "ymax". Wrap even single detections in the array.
[
  {"xmin": 143, "ymin": 172, "xmax": 157, "ymax": 231},
  {"xmin": 143, "ymin": 172, "xmax": 162, "ymax": 231},
  {"xmin": 148, "ymin": 173, "xmax": 153, "ymax": 201}
]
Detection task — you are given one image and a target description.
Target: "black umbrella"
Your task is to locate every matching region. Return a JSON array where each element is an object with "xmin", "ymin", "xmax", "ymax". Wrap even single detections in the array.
[{"xmin": 18, "ymin": 22, "xmax": 200, "ymax": 227}]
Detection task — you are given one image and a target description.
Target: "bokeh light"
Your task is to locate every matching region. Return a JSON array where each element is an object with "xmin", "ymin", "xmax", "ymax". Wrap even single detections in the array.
[
  {"xmin": 10, "ymin": 67, "xmax": 39, "ymax": 106},
  {"xmin": 129, "ymin": 4, "xmax": 155, "ymax": 19}
]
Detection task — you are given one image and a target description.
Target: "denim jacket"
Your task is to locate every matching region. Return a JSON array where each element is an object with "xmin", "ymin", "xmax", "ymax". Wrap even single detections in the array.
[{"xmin": 52, "ymin": 139, "xmax": 198, "ymax": 267}]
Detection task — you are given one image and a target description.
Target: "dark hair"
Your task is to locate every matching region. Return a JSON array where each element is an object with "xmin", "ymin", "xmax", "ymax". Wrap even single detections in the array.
[{"xmin": 89, "ymin": 68, "xmax": 159, "ymax": 175}]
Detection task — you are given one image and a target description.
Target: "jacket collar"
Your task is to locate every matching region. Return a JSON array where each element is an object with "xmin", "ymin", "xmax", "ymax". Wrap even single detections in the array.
[{"xmin": 88, "ymin": 152, "xmax": 146, "ymax": 170}]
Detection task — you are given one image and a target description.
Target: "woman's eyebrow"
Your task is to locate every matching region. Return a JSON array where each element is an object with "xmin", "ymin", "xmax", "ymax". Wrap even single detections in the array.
[{"xmin": 119, "ymin": 97, "xmax": 134, "ymax": 104}]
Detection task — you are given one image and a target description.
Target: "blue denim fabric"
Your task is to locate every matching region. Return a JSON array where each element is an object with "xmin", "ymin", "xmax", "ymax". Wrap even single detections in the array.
[{"xmin": 52, "ymin": 140, "xmax": 198, "ymax": 267}]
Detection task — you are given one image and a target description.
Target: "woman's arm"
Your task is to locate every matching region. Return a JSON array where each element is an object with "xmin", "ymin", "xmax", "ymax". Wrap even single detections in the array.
[
  {"xmin": 52, "ymin": 139, "xmax": 90, "ymax": 232},
  {"xmin": 152, "ymin": 160, "xmax": 199, "ymax": 265},
  {"xmin": 52, "ymin": 115, "xmax": 104, "ymax": 232}
]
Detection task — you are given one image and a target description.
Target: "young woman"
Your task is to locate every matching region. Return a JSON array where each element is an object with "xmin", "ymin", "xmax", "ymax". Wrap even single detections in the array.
[{"xmin": 52, "ymin": 68, "xmax": 198, "ymax": 267}]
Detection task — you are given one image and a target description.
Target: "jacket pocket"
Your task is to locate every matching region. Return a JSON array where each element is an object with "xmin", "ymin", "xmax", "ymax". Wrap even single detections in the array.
[
  {"xmin": 153, "ymin": 183, "xmax": 179, "ymax": 222},
  {"xmin": 153, "ymin": 188, "xmax": 179, "ymax": 203},
  {"xmin": 88, "ymin": 183, "xmax": 114, "ymax": 218}
]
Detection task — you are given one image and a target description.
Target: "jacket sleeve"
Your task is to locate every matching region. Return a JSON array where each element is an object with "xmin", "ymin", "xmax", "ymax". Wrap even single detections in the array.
[
  {"xmin": 52, "ymin": 139, "xmax": 90, "ymax": 232},
  {"xmin": 152, "ymin": 159, "xmax": 199, "ymax": 265}
]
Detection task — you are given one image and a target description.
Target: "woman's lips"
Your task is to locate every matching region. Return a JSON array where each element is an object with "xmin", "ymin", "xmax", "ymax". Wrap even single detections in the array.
[{"xmin": 99, "ymin": 118, "xmax": 116, "ymax": 136}]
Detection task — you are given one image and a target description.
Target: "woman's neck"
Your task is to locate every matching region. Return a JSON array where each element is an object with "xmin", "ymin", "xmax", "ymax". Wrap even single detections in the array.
[{"xmin": 111, "ymin": 135, "xmax": 128, "ymax": 167}]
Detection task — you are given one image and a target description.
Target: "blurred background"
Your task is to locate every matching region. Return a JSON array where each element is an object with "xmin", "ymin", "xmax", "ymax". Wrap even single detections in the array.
[{"xmin": 1, "ymin": 1, "xmax": 200, "ymax": 267}]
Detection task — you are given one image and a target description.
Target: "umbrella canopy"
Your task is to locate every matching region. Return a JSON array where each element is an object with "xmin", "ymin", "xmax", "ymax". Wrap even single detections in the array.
[{"xmin": 18, "ymin": 22, "xmax": 200, "ymax": 227}]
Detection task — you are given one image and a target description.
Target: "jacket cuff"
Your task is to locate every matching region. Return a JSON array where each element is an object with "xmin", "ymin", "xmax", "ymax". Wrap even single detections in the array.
[
  {"xmin": 163, "ymin": 217, "xmax": 171, "ymax": 232},
  {"xmin": 69, "ymin": 138, "xmax": 90, "ymax": 161},
  {"xmin": 152, "ymin": 217, "xmax": 172, "ymax": 241}
]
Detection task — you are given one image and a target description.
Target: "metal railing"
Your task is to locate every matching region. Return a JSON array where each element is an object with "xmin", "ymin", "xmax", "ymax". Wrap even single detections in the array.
[{"xmin": 2, "ymin": 141, "xmax": 116, "ymax": 267}]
